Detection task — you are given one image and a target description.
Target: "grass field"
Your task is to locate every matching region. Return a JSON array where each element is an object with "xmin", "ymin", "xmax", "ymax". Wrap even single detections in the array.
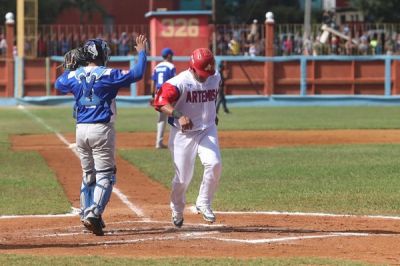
[{"xmin": 2, "ymin": 105, "xmax": 400, "ymax": 265}]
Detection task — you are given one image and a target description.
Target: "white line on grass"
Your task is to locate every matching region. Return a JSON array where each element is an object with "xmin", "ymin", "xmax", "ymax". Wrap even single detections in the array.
[
  {"xmin": 17, "ymin": 105, "xmax": 147, "ymax": 220},
  {"xmin": 0, "ymin": 213, "xmax": 77, "ymax": 219},
  {"xmin": 214, "ymin": 210, "xmax": 400, "ymax": 220}
]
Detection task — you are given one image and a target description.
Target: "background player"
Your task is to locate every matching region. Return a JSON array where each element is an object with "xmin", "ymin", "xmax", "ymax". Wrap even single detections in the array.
[
  {"xmin": 216, "ymin": 61, "xmax": 230, "ymax": 114},
  {"xmin": 55, "ymin": 35, "xmax": 147, "ymax": 235},
  {"xmin": 151, "ymin": 48, "xmax": 176, "ymax": 149},
  {"xmin": 153, "ymin": 48, "xmax": 222, "ymax": 227}
]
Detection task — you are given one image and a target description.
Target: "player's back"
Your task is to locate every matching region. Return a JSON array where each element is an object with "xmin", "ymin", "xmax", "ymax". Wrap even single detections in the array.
[{"xmin": 153, "ymin": 61, "xmax": 176, "ymax": 89}]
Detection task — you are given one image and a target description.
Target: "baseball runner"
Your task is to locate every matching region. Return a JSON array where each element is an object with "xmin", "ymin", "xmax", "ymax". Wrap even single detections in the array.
[
  {"xmin": 154, "ymin": 48, "xmax": 222, "ymax": 227},
  {"xmin": 151, "ymin": 48, "xmax": 176, "ymax": 149},
  {"xmin": 55, "ymin": 35, "xmax": 147, "ymax": 235}
]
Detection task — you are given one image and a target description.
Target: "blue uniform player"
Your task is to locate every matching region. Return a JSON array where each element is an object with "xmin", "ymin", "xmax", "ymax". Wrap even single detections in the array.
[
  {"xmin": 151, "ymin": 48, "xmax": 176, "ymax": 149},
  {"xmin": 55, "ymin": 35, "xmax": 147, "ymax": 236}
]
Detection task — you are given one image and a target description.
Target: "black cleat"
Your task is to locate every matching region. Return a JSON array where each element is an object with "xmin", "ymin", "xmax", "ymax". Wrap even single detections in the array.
[
  {"xmin": 172, "ymin": 212, "xmax": 184, "ymax": 228},
  {"xmin": 86, "ymin": 217, "xmax": 104, "ymax": 236}
]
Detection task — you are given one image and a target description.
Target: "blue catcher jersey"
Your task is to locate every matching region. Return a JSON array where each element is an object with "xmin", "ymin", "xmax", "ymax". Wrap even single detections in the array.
[
  {"xmin": 55, "ymin": 51, "xmax": 146, "ymax": 124},
  {"xmin": 152, "ymin": 61, "xmax": 176, "ymax": 91}
]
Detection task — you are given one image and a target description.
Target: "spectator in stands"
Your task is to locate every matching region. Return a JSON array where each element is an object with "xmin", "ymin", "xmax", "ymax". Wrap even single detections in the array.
[
  {"xmin": 130, "ymin": 31, "xmax": 139, "ymax": 55},
  {"xmin": 344, "ymin": 36, "xmax": 355, "ymax": 55},
  {"xmin": 385, "ymin": 34, "xmax": 394, "ymax": 55},
  {"xmin": 0, "ymin": 33, "xmax": 7, "ymax": 56},
  {"xmin": 312, "ymin": 35, "xmax": 322, "ymax": 56},
  {"xmin": 358, "ymin": 35, "xmax": 369, "ymax": 55},
  {"xmin": 49, "ymin": 34, "xmax": 58, "ymax": 56},
  {"xmin": 282, "ymin": 35, "xmax": 293, "ymax": 56},
  {"xmin": 247, "ymin": 19, "xmax": 259, "ymax": 43},
  {"xmin": 118, "ymin": 32, "xmax": 130, "ymax": 55},
  {"xmin": 228, "ymin": 37, "xmax": 240, "ymax": 55},
  {"xmin": 370, "ymin": 34, "xmax": 378, "ymax": 55},
  {"xmin": 303, "ymin": 35, "xmax": 313, "ymax": 55},
  {"xmin": 330, "ymin": 36, "xmax": 338, "ymax": 54},
  {"xmin": 109, "ymin": 32, "xmax": 119, "ymax": 55},
  {"xmin": 37, "ymin": 33, "xmax": 47, "ymax": 57},
  {"xmin": 60, "ymin": 33, "xmax": 71, "ymax": 56},
  {"xmin": 72, "ymin": 33, "xmax": 80, "ymax": 49},
  {"xmin": 248, "ymin": 42, "xmax": 258, "ymax": 56},
  {"xmin": 293, "ymin": 32, "xmax": 303, "ymax": 55}
]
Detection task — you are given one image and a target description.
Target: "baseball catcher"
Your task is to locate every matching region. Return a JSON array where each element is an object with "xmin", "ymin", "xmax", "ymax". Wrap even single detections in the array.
[{"xmin": 55, "ymin": 35, "xmax": 148, "ymax": 236}]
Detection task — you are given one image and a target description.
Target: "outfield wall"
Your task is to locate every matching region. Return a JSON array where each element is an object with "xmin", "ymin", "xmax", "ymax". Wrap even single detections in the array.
[{"xmin": 2, "ymin": 55, "xmax": 400, "ymax": 106}]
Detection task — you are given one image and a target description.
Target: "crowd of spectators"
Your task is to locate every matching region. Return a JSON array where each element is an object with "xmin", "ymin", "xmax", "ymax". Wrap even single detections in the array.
[
  {"xmin": 215, "ymin": 19, "xmax": 265, "ymax": 56},
  {"xmin": 2, "ymin": 17, "xmax": 400, "ymax": 58},
  {"xmin": 0, "ymin": 30, "xmax": 144, "ymax": 58},
  {"xmin": 35, "ymin": 31, "xmax": 142, "ymax": 57},
  {"xmin": 275, "ymin": 27, "xmax": 400, "ymax": 56}
]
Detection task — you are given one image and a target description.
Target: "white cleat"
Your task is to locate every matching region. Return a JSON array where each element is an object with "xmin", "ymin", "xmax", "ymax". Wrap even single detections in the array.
[{"xmin": 196, "ymin": 205, "xmax": 216, "ymax": 223}]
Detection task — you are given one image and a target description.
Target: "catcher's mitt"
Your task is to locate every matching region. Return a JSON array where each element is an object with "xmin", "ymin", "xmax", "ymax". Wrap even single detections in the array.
[{"xmin": 62, "ymin": 47, "xmax": 87, "ymax": 70}]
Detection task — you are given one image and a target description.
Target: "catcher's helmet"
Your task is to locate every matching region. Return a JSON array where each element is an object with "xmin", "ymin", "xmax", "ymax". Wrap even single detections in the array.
[
  {"xmin": 83, "ymin": 38, "xmax": 110, "ymax": 66},
  {"xmin": 189, "ymin": 48, "xmax": 215, "ymax": 80}
]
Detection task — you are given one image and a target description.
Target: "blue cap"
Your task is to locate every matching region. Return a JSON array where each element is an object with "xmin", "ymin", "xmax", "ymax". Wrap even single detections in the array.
[{"xmin": 161, "ymin": 48, "xmax": 174, "ymax": 57}]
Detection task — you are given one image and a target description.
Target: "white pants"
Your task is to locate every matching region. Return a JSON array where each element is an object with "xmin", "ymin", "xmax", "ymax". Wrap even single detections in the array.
[{"xmin": 169, "ymin": 124, "xmax": 222, "ymax": 214}]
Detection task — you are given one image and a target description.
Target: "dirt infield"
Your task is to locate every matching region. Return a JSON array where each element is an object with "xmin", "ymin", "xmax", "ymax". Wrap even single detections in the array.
[{"xmin": 3, "ymin": 130, "xmax": 400, "ymax": 264}]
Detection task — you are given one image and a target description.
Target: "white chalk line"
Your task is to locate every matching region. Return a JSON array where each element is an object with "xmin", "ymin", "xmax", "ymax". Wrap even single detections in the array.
[
  {"xmin": 26, "ymin": 230, "xmax": 386, "ymax": 246},
  {"xmin": 17, "ymin": 105, "xmax": 147, "ymax": 220}
]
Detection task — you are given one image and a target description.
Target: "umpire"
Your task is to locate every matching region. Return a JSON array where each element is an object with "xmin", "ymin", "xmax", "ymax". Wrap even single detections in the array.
[{"xmin": 55, "ymin": 35, "xmax": 147, "ymax": 235}]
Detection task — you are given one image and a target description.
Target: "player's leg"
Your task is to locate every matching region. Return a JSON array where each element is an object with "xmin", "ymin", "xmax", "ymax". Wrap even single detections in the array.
[
  {"xmin": 76, "ymin": 124, "xmax": 96, "ymax": 222},
  {"xmin": 196, "ymin": 124, "xmax": 222, "ymax": 222},
  {"xmin": 83, "ymin": 123, "xmax": 116, "ymax": 235},
  {"xmin": 222, "ymin": 94, "xmax": 230, "ymax": 113},
  {"xmin": 169, "ymin": 127, "xmax": 198, "ymax": 226},
  {"xmin": 156, "ymin": 112, "xmax": 167, "ymax": 149}
]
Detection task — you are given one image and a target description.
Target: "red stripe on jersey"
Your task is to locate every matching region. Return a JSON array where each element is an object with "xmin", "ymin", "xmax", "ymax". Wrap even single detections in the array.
[{"xmin": 153, "ymin": 82, "xmax": 180, "ymax": 110}]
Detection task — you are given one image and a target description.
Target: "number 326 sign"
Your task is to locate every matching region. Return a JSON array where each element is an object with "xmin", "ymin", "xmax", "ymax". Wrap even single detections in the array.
[{"xmin": 160, "ymin": 18, "xmax": 201, "ymax": 37}]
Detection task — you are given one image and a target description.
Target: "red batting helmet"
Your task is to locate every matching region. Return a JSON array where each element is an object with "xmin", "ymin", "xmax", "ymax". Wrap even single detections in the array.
[{"xmin": 189, "ymin": 48, "xmax": 216, "ymax": 80}]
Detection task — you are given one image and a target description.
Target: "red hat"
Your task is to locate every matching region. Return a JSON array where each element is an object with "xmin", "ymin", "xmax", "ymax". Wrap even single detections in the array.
[{"xmin": 189, "ymin": 48, "xmax": 216, "ymax": 80}]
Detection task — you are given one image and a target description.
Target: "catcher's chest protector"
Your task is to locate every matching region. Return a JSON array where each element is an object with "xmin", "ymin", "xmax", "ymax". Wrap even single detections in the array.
[{"xmin": 75, "ymin": 67, "xmax": 109, "ymax": 108}]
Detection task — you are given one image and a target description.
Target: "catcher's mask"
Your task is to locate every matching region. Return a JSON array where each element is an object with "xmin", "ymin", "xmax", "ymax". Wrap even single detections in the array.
[{"xmin": 83, "ymin": 38, "xmax": 110, "ymax": 66}]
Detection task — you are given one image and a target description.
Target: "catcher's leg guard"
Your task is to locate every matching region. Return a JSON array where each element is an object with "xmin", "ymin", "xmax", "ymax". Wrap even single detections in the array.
[
  {"xmin": 85, "ymin": 172, "xmax": 115, "ymax": 218},
  {"xmin": 79, "ymin": 170, "xmax": 96, "ymax": 219}
]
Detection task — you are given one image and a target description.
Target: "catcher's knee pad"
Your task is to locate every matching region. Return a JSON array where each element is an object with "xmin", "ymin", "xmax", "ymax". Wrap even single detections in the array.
[{"xmin": 89, "ymin": 174, "xmax": 115, "ymax": 217}]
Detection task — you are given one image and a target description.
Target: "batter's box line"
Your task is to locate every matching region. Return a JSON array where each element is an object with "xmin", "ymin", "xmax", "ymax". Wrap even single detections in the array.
[{"xmin": 5, "ymin": 231, "xmax": 386, "ymax": 248}]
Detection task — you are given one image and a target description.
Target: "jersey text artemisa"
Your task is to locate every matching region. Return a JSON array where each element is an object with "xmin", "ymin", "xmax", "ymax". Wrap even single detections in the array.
[{"xmin": 186, "ymin": 89, "xmax": 218, "ymax": 103}]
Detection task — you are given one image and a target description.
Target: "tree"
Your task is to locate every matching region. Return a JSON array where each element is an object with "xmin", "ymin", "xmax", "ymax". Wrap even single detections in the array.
[
  {"xmin": 350, "ymin": 0, "xmax": 400, "ymax": 22},
  {"xmin": 215, "ymin": 0, "xmax": 317, "ymax": 24},
  {"xmin": 0, "ymin": 0, "xmax": 107, "ymax": 25}
]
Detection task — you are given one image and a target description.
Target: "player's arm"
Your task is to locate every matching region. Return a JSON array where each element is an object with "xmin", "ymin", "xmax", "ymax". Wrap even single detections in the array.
[
  {"xmin": 154, "ymin": 83, "xmax": 193, "ymax": 132},
  {"xmin": 109, "ymin": 35, "xmax": 147, "ymax": 87},
  {"xmin": 150, "ymin": 80, "xmax": 156, "ymax": 98},
  {"xmin": 55, "ymin": 71, "xmax": 72, "ymax": 94}
]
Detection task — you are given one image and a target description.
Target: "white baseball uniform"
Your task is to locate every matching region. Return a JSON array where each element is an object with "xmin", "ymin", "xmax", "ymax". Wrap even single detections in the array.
[{"xmin": 154, "ymin": 69, "xmax": 222, "ymax": 215}]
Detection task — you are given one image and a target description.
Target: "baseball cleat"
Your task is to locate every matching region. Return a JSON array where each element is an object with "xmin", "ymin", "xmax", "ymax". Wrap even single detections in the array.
[
  {"xmin": 172, "ymin": 212, "xmax": 184, "ymax": 228},
  {"xmin": 156, "ymin": 143, "xmax": 168, "ymax": 149},
  {"xmin": 85, "ymin": 217, "xmax": 104, "ymax": 236},
  {"xmin": 196, "ymin": 205, "xmax": 216, "ymax": 223},
  {"xmin": 99, "ymin": 215, "xmax": 106, "ymax": 228}
]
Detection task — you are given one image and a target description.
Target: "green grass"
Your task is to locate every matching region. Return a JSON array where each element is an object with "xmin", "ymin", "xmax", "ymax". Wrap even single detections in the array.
[
  {"xmin": 120, "ymin": 143, "xmax": 400, "ymax": 215},
  {"xmin": 0, "ymin": 254, "xmax": 372, "ymax": 266},
  {"xmin": 0, "ymin": 132, "xmax": 71, "ymax": 215},
  {"xmin": 17, "ymin": 105, "xmax": 400, "ymax": 132},
  {"xmin": 3, "ymin": 105, "xmax": 400, "ymax": 216}
]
